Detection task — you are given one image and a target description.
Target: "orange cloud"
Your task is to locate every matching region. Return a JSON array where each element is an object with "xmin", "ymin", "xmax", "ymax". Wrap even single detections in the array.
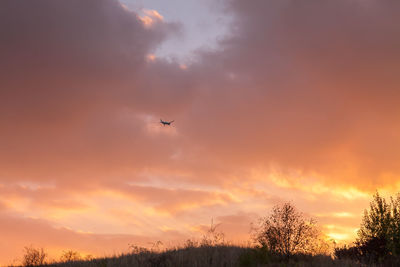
[{"xmin": 139, "ymin": 9, "xmax": 164, "ymax": 27}]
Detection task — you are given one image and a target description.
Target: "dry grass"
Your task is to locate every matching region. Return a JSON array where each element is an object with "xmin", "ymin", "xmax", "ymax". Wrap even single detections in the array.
[{"xmin": 17, "ymin": 245, "xmax": 368, "ymax": 267}]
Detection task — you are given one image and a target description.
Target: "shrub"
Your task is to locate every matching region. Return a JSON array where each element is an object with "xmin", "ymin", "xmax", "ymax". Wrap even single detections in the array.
[
  {"xmin": 335, "ymin": 192, "xmax": 400, "ymax": 264},
  {"xmin": 334, "ymin": 244, "xmax": 362, "ymax": 262},
  {"xmin": 22, "ymin": 246, "xmax": 47, "ymax": 266},
  {"xmin": 200, "ymin": 219, "xmax": 225, "ymax": 247},
  {"xmin": 60, "ymin": 250, "xmax": 81, "ymax": 262},
  {"xmin": 356, "ymin": 192, "xmax": 400, "ymax": 262}
]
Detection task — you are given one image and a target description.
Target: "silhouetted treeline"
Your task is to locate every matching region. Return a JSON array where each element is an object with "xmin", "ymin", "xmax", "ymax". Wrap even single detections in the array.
[
  {"xmin": 334, "ymin": 192, "xmax": 400, "ymax": 265},
  {"xmin": 14, "ymin": 192, "xmax": 400, "ymax": 266}
]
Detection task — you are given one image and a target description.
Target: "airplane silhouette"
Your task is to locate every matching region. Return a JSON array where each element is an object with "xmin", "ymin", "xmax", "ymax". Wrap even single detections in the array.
[{"xmin": 160, "ymin": 119, "xmax": 174, "ymax": 126}]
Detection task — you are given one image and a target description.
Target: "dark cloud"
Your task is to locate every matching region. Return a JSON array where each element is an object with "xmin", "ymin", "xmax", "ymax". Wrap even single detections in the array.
[
  {"xmin": 0, "ymin": 0, "xmax": 185, "ymax": 182},
  {"xmin": 181, "ymin": 0, "xmax": 400, "ymax": 187}
]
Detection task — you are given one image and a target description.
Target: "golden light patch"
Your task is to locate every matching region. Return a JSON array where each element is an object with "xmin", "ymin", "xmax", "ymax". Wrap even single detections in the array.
[
  {"xmin": 332, "ymin": 212, "xmax": 355, "ymax": 218},
  {"xmin": 327, "ymin": 232, "xmax": 350, "ymax": 242},
  {"xmin": 160, "ymin": 225, "xmax": 173, "ymax": 232},
  {"xmin": 316, "ymin": 212, "xmax": 356, "ymax": 218},
  {"xmin": 3, "ymin": 196, "xmax": 31, "ymax": 213},
  {"xmin": 139, "ymin": 9, "xmax": 164, "ymax": 27},
  {"xmin": 323, "ymin": 224, "xmax": 359, "ymax": 243},
  {"xmin": 250, "ymin": 167, "xmax": 371, "ymax": 201},
  {"xmin": 330, "ymin": 187, "xmax": 370, "ymax": 200},
  {"xmin": 146, "ymin": 54, "xmax": 156, "ymax": 62}
]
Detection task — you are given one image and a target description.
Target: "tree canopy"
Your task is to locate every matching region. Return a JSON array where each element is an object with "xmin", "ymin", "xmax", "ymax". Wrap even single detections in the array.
[{"xmin": 253, "ymin": 202, "xmax": 322, "ymax": 257}]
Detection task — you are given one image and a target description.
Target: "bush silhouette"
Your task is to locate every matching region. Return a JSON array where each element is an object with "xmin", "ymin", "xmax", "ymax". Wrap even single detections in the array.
[
  {"xmin": 60, "ymin": 250, "xmax": 81, "ymax": 262},
  {"xmin": 252, "ymin": 202, "xmax": 321, "ymax": 258},
  {"xmin": 335, "ymin": 191, "xmax": 400, "ymax": 264},
  {"xmin": 22, "ymin": 246, "xmax": 47, "ymax": 266},
  {"xmin": 358, "ymin": 192, "xmax": 399, "ymax": 261}
]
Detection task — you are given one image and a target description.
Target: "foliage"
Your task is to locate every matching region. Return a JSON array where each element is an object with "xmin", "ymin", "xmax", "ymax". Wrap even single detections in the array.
[
  {"xmin": 46, "ymin": 246, "xmax": 349, "ymax": 267},
  {"xmin": 183, "ymin": 238, "xmax": 199, "ymax": 248},
  {"xmin": 389, "ymin": 193, "xmax": 400, "ymax": 255},
  {"xmin": 22, "ymin": 246, "xmax": 47, "ymax": 266},
  {"xmin": 60, "ymin": 250, "xmax": 82, "ymax": 262},
  {"xmin": 238, "ymin": 246, "xmax": 273, "ymax": 266},
  {"xmin": 200, "ymin": 219, "xmax": 226, "ymax": 247},
  {"xmin": 252, "ymin": 202, "xmax": 321, "ymax": 257},
  {"xmin": 356, "ymin": 192, "xmax": 400, "ymax": 261},
  {"xmin": 335, "ymin": 191, "xmax": 400, "ymax": 264},
  {"xmin": 128, "ymin": 244, "xmax": 150, "ymax": 254},
  {"xmin": 357, "ymin": 192, "xmax": 392, "ymax": 245},
  {"xmin": 334, "ymin": 244, "xmax": 362, "ymax": 262},
  {"xmin": 51, "ymin": 246, "xmax": 249, "ymax": 267}
]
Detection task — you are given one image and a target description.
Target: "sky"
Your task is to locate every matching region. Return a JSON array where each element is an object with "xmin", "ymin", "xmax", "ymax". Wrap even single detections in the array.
[
  {"xmin": 1, "ymin": 0, "xmax": 400, "ymax": 264},
  {"xmin": 120, "ymin": 0, "xmax": 232, "ymax": 62}
]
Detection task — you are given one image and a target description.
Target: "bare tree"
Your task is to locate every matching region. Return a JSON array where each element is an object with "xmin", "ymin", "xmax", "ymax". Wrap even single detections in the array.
[
  {"xmin": 60, "ymin": 250, "xmax": 81, "ymax": 262},
  {"xmin": 253, "ymin": 202, "xmax": 320, "ymax": 257},
  {"xmin": 22, "ymin": 246, "xmax": 47, "ymax": 266}
]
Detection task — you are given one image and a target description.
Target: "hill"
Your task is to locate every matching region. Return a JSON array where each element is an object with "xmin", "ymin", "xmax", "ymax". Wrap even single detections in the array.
[{"xmin": 24, "ymin": 245, "xmax": 360, "ymax": 267}]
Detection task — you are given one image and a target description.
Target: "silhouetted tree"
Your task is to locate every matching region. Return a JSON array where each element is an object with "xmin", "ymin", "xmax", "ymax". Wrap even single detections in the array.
[
  {"xmin": 60, "ymin": 250, "xmax": 81, "ymax": 262},
  {"xmin": 336, "ymin": 192, "xmax": 400, "ymax": 263},
  {"xmin": 358, "ymin": 192, "xmax": 391, "ymax": 244},
  {"xmin": 389, "ymin": 193, "xmax": 400, "ymax": 256},
  {"xmin": 356, "ymin": 192, "xmax": 393, "ymax": 261},
  {"xmin": 253, "ymin": 202, "xmax": 320, "ymax": 258},
  {"xmin": 22, "ymin": 246, "xmax": 47, "ymax": 266}
]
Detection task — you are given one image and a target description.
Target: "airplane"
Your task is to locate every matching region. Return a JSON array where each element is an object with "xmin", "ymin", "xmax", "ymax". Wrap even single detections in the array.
[{"xmin": 160, "ymin": 119, "xmax": 174, "ymax": 126}]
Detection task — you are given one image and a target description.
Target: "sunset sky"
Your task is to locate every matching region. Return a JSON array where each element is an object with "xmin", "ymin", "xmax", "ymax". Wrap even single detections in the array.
[{"xmin": 1, "ymin": 0, "xmax": 400, "ymax": 265}]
